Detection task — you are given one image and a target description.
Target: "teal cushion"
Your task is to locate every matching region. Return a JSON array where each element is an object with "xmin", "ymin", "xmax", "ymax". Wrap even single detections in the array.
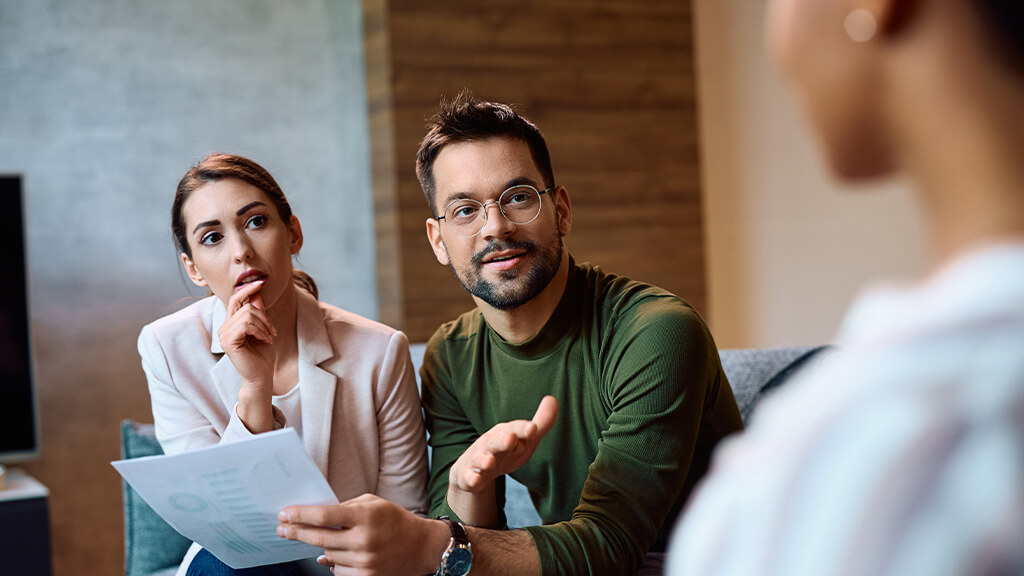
[{"xmin": 120, "ymin": 420, "xmax": 191, "ymax": 576}]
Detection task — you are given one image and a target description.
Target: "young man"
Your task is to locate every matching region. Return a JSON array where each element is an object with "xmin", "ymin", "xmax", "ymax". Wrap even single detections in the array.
[{"xmin": 277, "ymin": 93, "xmax": 743, "ymax": 576}]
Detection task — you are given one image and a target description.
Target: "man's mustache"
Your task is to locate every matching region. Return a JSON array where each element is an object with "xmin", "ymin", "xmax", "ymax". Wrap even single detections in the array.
[{"xmin": 470, "ymin": 239, "xmax": 535, "ymax": 268}]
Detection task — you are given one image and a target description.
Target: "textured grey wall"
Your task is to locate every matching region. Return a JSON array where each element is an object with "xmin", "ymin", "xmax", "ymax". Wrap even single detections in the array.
[
  {"xmin": 0, "ymin": 1, "xmax": 373, "ymax": 573},
  {"xmin": 1, "ymin": 0, "xmax": 375, "ymax": 315}
]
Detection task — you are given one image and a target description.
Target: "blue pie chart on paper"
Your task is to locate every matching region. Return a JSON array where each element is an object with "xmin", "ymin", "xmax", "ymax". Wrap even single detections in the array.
[{"xmin": 169, "ymin": 492, "xmax": 208, "ymax": 513}]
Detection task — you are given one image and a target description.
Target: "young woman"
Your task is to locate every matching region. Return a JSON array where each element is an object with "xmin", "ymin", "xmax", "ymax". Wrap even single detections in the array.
[
  {"xmin": 139, "ymin": 153, "xmax": 427, "ymax": 575},
  {"xmin": 669, "ymin": 1, "xmax": 1024, "ymax": 575}
]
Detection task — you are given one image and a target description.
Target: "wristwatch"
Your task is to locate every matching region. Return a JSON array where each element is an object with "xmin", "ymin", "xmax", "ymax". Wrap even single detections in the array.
[{"xmin": 436, "ymin": 516, "xmax": 472, "ymax": 576}]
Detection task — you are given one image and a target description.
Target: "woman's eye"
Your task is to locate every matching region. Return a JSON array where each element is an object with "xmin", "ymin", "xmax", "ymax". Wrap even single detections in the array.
[
  {"xmin": 199, "ymin": 231, "xmax": 222, "ymax": 246},
  {"xmin": 246, "ymin": 214, "xmax": 268, "ymax": 229}
]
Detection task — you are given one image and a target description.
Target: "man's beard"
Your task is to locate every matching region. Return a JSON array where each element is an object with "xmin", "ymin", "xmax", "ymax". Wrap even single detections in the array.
[{"xmin": 447, "ymin": 231, "xmax": 563, "ymax": 311}]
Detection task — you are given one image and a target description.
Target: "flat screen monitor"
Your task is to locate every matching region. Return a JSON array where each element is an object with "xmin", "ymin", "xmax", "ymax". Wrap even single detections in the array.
[{"xmin": 0, "ymin": 175, "xmax": 40, "ymax": 463}]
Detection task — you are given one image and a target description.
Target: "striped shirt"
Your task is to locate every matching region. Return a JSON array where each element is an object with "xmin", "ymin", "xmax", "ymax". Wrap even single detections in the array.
[{"xmin": 667, "ymin": 242, "xmax": 1024, "ymax": 576}]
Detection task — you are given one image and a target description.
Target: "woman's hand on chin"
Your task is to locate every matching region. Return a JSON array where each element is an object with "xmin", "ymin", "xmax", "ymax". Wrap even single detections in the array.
[{"xmin": 220, "ymin": 280, "xmax": 278, "ymax": 431}]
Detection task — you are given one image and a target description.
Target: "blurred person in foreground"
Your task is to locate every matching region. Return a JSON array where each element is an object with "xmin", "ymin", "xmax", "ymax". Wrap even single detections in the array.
[{"xmin": 667, "ymin": 0, "xmax": 1024, "ymax": 575}]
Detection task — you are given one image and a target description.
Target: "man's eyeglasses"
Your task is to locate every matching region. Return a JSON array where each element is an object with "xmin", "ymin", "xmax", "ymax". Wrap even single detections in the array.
[{"xmin": 436, "ymin": 184, "xmax": 554, "ymax": 238}]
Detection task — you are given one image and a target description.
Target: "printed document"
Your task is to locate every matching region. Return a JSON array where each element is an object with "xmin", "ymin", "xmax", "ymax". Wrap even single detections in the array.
[{"xmin": 113, "ymin": 428, "xmax": 337, "ymax": 568}]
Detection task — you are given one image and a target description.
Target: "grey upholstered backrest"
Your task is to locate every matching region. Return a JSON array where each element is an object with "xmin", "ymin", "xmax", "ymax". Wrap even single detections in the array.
[{"xmin": 720, "ymin": 346, "xmax": 829, "ymax": 423}]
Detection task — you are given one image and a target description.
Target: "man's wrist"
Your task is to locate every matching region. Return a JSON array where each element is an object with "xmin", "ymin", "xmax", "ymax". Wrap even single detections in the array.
[
  {"xmin": 422, "ymin": 516, "xmax": 456, "ymax": 575},
  {"xmin": 435, "ymin": 516, "xmax": 473, "ymax": 576},
  {"xmin": 446, "ymin": 482, "xmax": 499, "ymax": 528}
]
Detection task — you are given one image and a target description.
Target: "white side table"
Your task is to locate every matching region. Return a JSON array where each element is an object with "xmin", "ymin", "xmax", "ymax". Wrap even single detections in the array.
[{"xmin": 0, "ymin": 467, "xmax": 52, "ymax": 576}]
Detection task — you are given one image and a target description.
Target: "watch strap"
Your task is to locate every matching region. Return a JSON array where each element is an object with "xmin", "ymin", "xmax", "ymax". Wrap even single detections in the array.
[{"xmin": 438, "ymin": 516, "xmax": 469, "ymax": 545}]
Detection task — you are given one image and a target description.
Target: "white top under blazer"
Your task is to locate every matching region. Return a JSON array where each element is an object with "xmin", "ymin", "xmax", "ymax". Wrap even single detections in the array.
[{"xmin": 138, "ymin": 288, "xmax": 428, "ymax": 573}]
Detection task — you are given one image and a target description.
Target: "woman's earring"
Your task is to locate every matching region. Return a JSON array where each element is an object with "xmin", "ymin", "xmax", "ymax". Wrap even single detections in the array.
[{"xmin": 845, "ymin": 9, "xmax": 878, "ymax": 43}]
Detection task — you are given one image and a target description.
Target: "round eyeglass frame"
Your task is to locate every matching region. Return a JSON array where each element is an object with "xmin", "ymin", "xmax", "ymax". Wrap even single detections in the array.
[{"xmin": 436, "ymin": 184, "xmax": 555, "ymax": 238}]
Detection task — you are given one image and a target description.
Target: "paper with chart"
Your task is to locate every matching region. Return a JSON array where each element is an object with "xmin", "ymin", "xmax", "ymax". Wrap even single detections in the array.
[{"xmin": 112, "ymin": 428, "xmax": 338, "ymax": 569}]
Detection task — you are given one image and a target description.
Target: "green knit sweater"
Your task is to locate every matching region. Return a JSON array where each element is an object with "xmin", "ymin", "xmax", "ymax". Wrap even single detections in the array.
[{"xmin": 420, "ymin": 260, "xmax": 743, "ymax": 576}]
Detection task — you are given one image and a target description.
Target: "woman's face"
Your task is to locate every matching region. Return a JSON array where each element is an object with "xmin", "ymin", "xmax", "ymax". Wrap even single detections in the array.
[
  {"xmin": 766, "ymin": 0, "xmax": 894, "ymax": 179},
  {"xmin": 180, "ymin": 178, "xmax": 302, "ymax": 308}
]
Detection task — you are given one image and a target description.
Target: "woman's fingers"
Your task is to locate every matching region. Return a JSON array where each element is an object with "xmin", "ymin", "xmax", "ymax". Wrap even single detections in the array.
[
  {"xmin": 221, "ymin": 306, "xmax": 276, "ymax": 344},
  {"xmin": 228, "ymin": 280, "xmax": 265, "ymax": 315},
  {"xmin": 242, "ymin": 317, "xmax": 274, "ymax": 344},
  {"xmin": 248, "ymin": 291, "xmax": 265, "ymax": 311},
  {"xmin": 222, "ymin": 283, "xmax": 278, "ymax": 342},
  {"xmin": 238, "ymin": 304, "xmax": 277, "ymax": 337}
]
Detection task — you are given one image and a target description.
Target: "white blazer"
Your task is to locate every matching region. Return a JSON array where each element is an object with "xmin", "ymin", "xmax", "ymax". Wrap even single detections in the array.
[{"xmin": 138, "ymin": 289, "xmax": 428, "ymax": 573}]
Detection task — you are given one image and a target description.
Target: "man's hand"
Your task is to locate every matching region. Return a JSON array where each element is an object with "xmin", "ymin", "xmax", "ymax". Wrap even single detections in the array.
[
  {"xmin": 277, "ymin": 494, "xmax": 447, "ymax": 576},
  {"xmin": 450, "ymin": 395, "xmax": 558, "ymax": 493}
]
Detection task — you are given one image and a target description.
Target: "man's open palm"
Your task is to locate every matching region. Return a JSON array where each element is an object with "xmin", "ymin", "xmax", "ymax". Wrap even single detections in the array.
[{"xmin": 450, "ymin": 395, "xmax": 559, "ymax": 493}]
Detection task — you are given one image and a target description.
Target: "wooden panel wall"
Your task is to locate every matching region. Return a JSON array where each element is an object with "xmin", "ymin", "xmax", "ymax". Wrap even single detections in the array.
[
  {"xmin": 365, "ymin": 0, "xmax": 706, "ymax": 342},
  {"xmin": 364, "ymin": 0, "xmax": 404, "ymax": 330}
]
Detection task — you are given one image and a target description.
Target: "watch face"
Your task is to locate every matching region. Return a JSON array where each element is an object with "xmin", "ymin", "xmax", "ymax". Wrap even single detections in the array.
[{"xmin": 444, "ymin": 546, "xmax": 473, "ymax": 576}]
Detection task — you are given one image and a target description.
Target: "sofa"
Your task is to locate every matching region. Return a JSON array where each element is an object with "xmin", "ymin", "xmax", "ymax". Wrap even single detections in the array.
[{"xmin": 120, "ymin": 345, "xmax": 826, "ymax": 576}]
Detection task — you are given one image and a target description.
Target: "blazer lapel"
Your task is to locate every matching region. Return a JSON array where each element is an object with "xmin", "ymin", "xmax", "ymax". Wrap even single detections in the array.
[{"xmin": 295, "ymin": 291, "xmax": 337, "ymax": 476}]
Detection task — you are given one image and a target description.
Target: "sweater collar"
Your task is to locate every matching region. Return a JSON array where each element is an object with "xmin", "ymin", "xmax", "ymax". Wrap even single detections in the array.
[{"xmin": 486, "ymin": 256, "xmax": 581, "ymax": 359}]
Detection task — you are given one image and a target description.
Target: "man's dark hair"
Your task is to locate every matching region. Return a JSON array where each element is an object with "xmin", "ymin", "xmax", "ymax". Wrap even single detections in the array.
[{"xmin": 415, "ymin": 90, "xmax": 555, "ymax": 217}]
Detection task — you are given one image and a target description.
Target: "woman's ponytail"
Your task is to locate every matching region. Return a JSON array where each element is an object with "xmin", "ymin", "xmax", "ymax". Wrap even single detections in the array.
[{"xmin": 292, "ymin": 270, "xmax": 319, "ymax": 300}]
